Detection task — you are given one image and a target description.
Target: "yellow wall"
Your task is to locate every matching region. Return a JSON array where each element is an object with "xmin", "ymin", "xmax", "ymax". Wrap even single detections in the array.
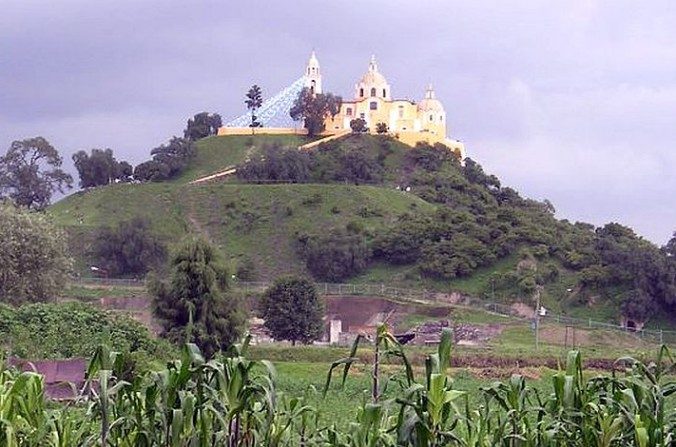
[{"xmin": 217, "ymin": 127, "xmax": 308, "ymax": 136}]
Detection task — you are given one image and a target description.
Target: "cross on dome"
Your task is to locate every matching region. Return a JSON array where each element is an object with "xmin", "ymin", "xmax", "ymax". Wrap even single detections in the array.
[
  {"xmin": 425, "ymin": 84, "xmax": 436, "ymax": 99},
  {"xmin": 369, "ymin": 54, "xmax": 379, "ymax": 72}
]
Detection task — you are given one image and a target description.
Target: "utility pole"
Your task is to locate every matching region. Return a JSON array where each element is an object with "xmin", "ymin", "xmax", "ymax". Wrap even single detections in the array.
[{"xmin": 534, "ymin": 286, "xmax": 542, "ymax": 351}]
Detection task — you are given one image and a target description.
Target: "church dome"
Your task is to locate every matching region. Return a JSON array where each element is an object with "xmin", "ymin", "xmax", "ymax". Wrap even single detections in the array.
[
  {"xmin": 359, "ymin": 68, "xmax": 388, "ymax": 86},
  {"xmin": 417, "ymin": 84, "xmax": 444, "ymax": 113},
  {"xmin": 355, "ymin": 55, "xmax": 391, "ymax": 100}
]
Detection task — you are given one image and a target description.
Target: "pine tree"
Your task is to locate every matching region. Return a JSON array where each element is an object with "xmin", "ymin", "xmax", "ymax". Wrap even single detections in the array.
[{"xmin": 150, "ymin": 237, "xmax": 246, "ymax": 357}]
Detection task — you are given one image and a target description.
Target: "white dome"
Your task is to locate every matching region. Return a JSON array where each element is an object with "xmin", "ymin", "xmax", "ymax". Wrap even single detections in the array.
[
  {"xmin": 417, "ymin": 84, "xmax": 444, "ymax": 113},
  {"xmin": 355, "ymin": 55, "xmax": 391, "ymax": 100}
]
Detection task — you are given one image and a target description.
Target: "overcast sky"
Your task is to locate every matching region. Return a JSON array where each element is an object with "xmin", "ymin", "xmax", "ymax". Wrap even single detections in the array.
[{"xmin": 1, "ymin": 0, "xmax": 674, "ymax": 244}]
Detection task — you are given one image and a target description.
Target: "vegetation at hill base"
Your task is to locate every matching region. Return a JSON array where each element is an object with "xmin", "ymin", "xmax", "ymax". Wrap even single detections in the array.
[
  {"xmin": 0, "ymin": 301, "xmax": 162, "ymax": 359},
  {"xmin": 0, "ymin": 329, "xmax": 673, "ymax": 446},
  {"xmin": 0, "ymin": 202, "xmax": 72, "ymax": 305},
  {"xmin": 93, "ymin": 217, "xmax": 167, "ymax": 277},
  {"xmin": 259, "ymin": 276, "xmax": 325, "ymax": 345},
  {"xmin": 150, "ymin": 237, "xmax": 246, "ymax": 358},
  {"xmin": 47, "ymin": 133, "xmax": 676, "ymax": 325}
]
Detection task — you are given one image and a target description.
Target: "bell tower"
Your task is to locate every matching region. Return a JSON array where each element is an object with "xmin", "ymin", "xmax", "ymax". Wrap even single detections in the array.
[{"xmin": 304, "ymin": 50, "xmax": 322, "ymax": 94}]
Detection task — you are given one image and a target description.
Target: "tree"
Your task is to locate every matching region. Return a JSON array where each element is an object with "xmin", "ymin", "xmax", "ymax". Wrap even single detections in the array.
[
  {"xmin": 350, "ymin": 118, "xmax": 368, "ymax": 133},
  {"xmin": 0, "ymin": 202, "xmax": 72, "ymax": 305},
  {"xmin": 236, "ymin": 144, "xmax": 311, "ymax": 183},
  {"xmin": 375, "ymin": 122, "xmax": 388, "ymax": 134},
  {"xmin": 150, "ymin": 237, "xmax": 246, "ymax": 357},
  {"xmin": 93, "ymin": 217, "xmax": 167, "ymax": 277},
  {"xmin": 245, "ymin": 84, "xmax": 263, "ymax": 131},
  {"xmin": 0, "ymin": 137, "xmax": 73, "ymax": 210},
  {"xmin": 259, "ymin": 276, "xmax": 324, "ymax": 345},
  {"xmin": 72, "ymin": 148, "xmax": 132, "ymax": 188},
  {"xmin": 134, "ymin": 137, "xmax": 195, "ymax": 182},
  {"xmin": 289, "ymin": 87, "xmax": 342, "ymax": 136},
  {"xmin": 184, "ymin": 112, "xmax": 222, "ymax": 141},
  {"xmin": 299, "ymin": 231, "xmax": 370, "ymax": 281}
]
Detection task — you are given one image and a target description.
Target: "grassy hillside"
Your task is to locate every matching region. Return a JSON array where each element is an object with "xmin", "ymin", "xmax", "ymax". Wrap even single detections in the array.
[
  {"xmin": 49, "ymin": 134, "xmax": 435, "ymax": 279},
  {"xmin": 175, "ymin": 134, "xmax": 312, "ymax": 183},
  {"xmin": 49, "ymin": 133, "xmax": 675, "ymax": 325}
]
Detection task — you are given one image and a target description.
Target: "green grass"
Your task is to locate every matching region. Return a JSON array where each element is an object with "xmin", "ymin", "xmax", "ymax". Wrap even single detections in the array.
[
  {"xmin": 49, "ymin": 182, "xmax": 187, "ymax": 239},
  {"xmin": 175, "ymin": 134, "xmax": 312, "ymax": 183},
  {"xmin": 272, "ymin": 360, "xmax": 554, "ymax": 430},
  {"xmin": 179, "ymin": 183, "xmax": 435, "ymax": 278},
  {"xmin": 60, "ymin": 284, "xmax": 147, "ymax": 301}
]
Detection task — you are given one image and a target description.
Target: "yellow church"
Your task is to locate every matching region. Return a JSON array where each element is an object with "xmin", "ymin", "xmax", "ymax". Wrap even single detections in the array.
[
  {"xmin": 305, "ymin": 52, "xmax": 465, "ymax": 157},
  {"xmin": 219, "ymin": 51, "xmax": 465, "ymax": 158}
]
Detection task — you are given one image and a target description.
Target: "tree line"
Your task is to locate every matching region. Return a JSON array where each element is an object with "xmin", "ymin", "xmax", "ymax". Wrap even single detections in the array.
[
  {"xmin": 234, "ymin": 136, "xmax": 676, "ymax": 321},
  {"xmin": 0, "ymin": 112, "xmax": 221, "ymax": 210}
]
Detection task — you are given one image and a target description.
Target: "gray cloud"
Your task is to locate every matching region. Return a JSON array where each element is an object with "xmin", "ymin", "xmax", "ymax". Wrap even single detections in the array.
[{"xmin": 1, "ymin": 0, "xmax": 674, "ymax": 244}]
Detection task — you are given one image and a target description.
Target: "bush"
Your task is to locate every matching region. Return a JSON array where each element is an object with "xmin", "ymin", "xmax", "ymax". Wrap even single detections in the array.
[
  {"xmin": 0, "ymin": 203, "xmax": 72, "ymax": 305},
  {"xmin": 298, "ymin": 231, "xmax": 370, "ymax": 281},
  {"xmin": 93, "ymin": 217, "xmax": 167, "ymax": 277},
  {"xmin": 0, "ymin": 302, "xmax": 161, "ymax": 359},
  {"xmin": 349, "ymin": 118, "xmax": 368, "ymax": 133},
  {"xmin": 134, "ymin": 137, "xmax": 195, "ymax": 182},
  {"xmin": 236, "ymin": 144, "xmax": 311, "ymax": 183}
]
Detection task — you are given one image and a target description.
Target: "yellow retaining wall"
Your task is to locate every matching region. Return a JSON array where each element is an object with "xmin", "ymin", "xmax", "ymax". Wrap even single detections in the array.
[{"xmin": 217, "ymin": 127, "xmax": 308, "ymax": 136}]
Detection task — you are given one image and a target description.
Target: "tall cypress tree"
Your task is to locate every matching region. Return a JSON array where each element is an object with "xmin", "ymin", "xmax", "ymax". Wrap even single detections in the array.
[{"xmin": 150, "ymin": 237, "xmax": 246, "ymax": 357}]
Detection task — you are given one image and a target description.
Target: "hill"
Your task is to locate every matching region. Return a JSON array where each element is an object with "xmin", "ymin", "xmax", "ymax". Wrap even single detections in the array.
[{"xmin": 48, "ymin": 133, "xmax": 676, "ymax": 326}]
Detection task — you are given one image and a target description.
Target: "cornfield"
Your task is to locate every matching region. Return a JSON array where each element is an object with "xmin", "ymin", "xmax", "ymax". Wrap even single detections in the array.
[{"xmin": 1, "ymin": 326, "xmax": 674, "ymax": 446}]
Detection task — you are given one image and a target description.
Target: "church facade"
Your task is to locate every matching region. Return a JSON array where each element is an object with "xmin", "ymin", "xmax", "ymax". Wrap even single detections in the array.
[{"xmin": 305, "ymin": 52, "xmax": 465, "ymax": 157}]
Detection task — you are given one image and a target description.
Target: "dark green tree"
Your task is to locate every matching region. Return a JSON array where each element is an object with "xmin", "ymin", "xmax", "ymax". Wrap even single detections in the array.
[
  {"xmin": 299, "ymin": 231, "xmax": 369, "ymax": 281},
  {"xmin": 0, "ymin": 137, "xmax": 73, "ymax": 210},
  {"xmin": 184, "ymin": 112, "xmax": 222, "ymax": 141},
  {"xmin": 259, "ymin": 276, "xmax": 324, "ymax": 345},
  {"xmin": 134, "ymin": 137, "xmax": 195, "ymax": 182},
  {"xmin": 72, "ymin": 148, "xmax": 132, "ymax": 188},
  {"xmin": 94, "ymin": 217, "xmax": 167, "ymax": 277},
  {"xmin": 245, "ymin": 84, "xmax": 263, "ymax": 131},
  {"xmin": 289, "ymin": 87, "xmax": 341, "ymax": 136},
  {"xmin": 0, "ymin": 202, "xmax": 72, "ymax": 305},
  {"xmin": 350, "ymin": 118, "xmax": 368, "ymax": 133},
  {"xmin": 150, "ymin": 237, "xmax": 246, "ymax": 358},
  {"xmin": 375, "ymin": 122, "xmax": 388, "ymax": 134},
  {"xmin": 236, "ymin": 144, "xmax": 311, "ymax": 183}
]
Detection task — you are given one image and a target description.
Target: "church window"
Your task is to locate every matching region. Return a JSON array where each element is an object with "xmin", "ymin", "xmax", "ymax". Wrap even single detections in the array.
[
  {"xmin": 359, "ymin": 88, "xmax": 364, "ymax": 97},
  {"xmin": 398, "ymin": 106, "xmax": 404, "ymax": 118},
  {"xmin": 346, "ymin": 107, "xmax": 353, "ymax": 116},
  {"xmin": 360, "ymin": 112, "xmax": 365, "ymax": 119},
  {"xmin": 370, "ymin": 87, "xmax": 376, "ymax": 97},
  {"xmin": 429, "ymin": 114, "xmax": 434, "ymax": 122},
  {"xmin": 383, "ymin": 89, "xmax": 386, "ymax": 97},
  {"xmin": 439, "ymin": 115, "xmax": 443, "ymax": 122},
  {"xmin": 370, "ymin": 101, "xmax": 378, "ymax": 110}
]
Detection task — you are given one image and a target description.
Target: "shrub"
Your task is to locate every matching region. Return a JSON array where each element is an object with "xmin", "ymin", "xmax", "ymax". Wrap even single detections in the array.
[
  {"xmin": 236, "ymin": 144, "xmax": 311, "ymax": 183},
  {"xmin": 0, "ymin": 302, "xmax": 160, "ymax": 359},
  {"xmin": 298, "ymin": 231, "xmax": 370, "ymax": 281},
  {"xmin": 349, "ymin": 118, "xmax": 368, "ymax": 133},
  {"xmin": 0, "ymin": 203, "xmax": 72, "ymax": 305},
  {"xmin": 93, "ymin": 217, "xmax": 167, "ymax": 277}
]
